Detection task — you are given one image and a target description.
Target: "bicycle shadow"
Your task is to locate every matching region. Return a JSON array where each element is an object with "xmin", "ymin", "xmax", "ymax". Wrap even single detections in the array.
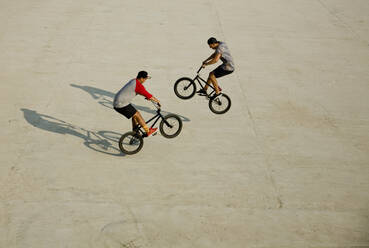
[
  {"xmin": 20, "ymin": 108, "xmax": 124, "ymax": 157},
  {"xmin": 70, "ymin": 83, "xmax": 191, "ymax": 122}
]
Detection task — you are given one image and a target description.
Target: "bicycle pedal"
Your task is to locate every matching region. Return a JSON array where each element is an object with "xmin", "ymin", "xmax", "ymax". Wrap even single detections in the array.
[{"xmin": 152, "ymin": 132, "xmax": 158, "ymax": 136}]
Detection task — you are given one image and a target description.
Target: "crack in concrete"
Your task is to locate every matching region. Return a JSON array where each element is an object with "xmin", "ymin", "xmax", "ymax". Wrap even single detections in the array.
[
  {"xmin": 317, "ymin": 0, "xmax": 368, "ymax": 45},
  {"xmin": 210, "ymin": 0, "xmax": 284, "ymax": 209}
]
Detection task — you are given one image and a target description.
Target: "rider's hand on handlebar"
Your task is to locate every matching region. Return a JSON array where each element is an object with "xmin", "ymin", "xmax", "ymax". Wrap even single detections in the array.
[{"xmin": 149, "ymin": 97, "xmax": 161, "ymax": 108}]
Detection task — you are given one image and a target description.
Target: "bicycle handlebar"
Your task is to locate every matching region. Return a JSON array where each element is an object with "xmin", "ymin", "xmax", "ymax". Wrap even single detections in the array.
[{"xmin": 150, "ymin": 99, "xmax": 161, "ymax": 109}]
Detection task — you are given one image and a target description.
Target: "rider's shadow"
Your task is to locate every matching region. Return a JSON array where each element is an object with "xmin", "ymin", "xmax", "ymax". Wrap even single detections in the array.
[
  {"xmin": 70, "ymin": 84, "xmax": 191, "ymax": 122},
  {"xmin": 20, "ymin": 108, "xmax": 124, "ymax": 157}
]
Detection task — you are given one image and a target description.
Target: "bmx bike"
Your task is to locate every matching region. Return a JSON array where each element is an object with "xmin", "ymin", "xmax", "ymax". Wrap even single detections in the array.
[
  {"xmin": 174, "ymin": 67, "xmax": 231, "ymax": 114},
  {"xmin": 118, "ymin": 101, "xmax": 182, "ymax": 155}
]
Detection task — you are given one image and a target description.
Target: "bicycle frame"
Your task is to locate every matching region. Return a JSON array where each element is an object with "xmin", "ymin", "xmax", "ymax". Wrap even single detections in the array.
[
  {"xmin": 192, "ymin": 67, "xmax": 216, "ymax": 96},
  {"xmin": 133, "ymin": 103, "xmax": 173, "ymax": 136},
  {"xmin": 145, "ymin": 109, "xmax": 163, "ymax": 128}
]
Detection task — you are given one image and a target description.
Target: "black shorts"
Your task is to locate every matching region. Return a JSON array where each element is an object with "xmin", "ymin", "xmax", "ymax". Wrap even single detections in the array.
[
  {"xmin": 114, "ymin": 104, "xmax": 137, "ymax": 119},
  {"xmin": 212, "ymin": 65, "xmax": 234, "ymax": 78}
]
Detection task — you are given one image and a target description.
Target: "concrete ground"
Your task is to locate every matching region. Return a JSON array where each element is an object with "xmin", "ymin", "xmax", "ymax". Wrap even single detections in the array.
[{"xmin": 1, "ymin": 0, "xmax": 369, "ymax": 247}]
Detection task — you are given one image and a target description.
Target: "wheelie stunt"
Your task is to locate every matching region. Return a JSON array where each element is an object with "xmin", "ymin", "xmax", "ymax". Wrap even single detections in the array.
[
  {"xmin": 197, "ymin": 37, "xmax": 235, "ymax": 98},
  {"xmin": 174, "ymin": 37, "xmax": 234, "ymax": 114},
  {"xmin": 114, "ymin": 71, "xmax": 182, "ymax": 155}
]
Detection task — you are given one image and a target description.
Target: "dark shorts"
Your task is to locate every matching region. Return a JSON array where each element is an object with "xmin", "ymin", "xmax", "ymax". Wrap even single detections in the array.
[
  {"xmin": 212, "ymin": 65, "xmax": 234, "ymax": 78},
  {"xmin": 114, "ymin": 104, "xmax": 137, "ymax": 119}
]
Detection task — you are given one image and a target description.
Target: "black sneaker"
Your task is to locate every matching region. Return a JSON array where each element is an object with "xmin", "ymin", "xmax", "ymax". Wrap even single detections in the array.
[
  {"xmin": 210, "ymin": 92, "xmax": 222, "ymax": 100},
  {"xmin": 196, "ymin": 89, "xmax": 207, "ymax": 96}
]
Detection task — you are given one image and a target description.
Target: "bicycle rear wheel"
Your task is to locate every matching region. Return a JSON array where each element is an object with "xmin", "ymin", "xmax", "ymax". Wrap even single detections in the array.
[
  {"xmin": 118, "ymin": 131, "xmax": 144, "ymax": 155},
  {"xmin": 174, "ymin": 77, "xmax": 196, "ymax": 99},
  {"xmin": 209, "ymin": 93, "xmax": 231, "ymax": 114},
  {"xmin": 159, "ymin": 114, "xmax": 182, "ymax": 138}
]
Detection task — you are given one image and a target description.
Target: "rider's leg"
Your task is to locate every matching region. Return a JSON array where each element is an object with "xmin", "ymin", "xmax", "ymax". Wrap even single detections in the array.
[
  {"xmin": 204, "ymin": 72, "xmax": 221, "ymax": 94},
  {"xmin": 131, "ymin": 117, "xmax": 139, "ymax": 131},
  {"xmin": 132, "ymin": 111, "xmax": 149, "ymax": 133}
]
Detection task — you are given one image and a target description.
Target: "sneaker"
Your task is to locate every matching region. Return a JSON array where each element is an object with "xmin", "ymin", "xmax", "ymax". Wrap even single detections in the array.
[
  {"xmin": 146, "ymin": 127, "xmax": 158, "ymax": 137},
  {"xmin": 210, "ymin": 92, "xmax": 222, "ymax": 100},
  {"xmin": 196, "ymin": 88, "xmax": 207, "ymax": 95}
]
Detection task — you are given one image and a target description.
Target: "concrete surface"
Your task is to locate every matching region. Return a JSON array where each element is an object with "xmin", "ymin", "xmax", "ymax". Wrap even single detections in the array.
[{"xmin": 1, "ymin": 0, "xmax": 369, "ymax": 247}]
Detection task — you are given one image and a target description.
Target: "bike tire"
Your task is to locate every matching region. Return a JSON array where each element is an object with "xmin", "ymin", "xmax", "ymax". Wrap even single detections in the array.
[
  {"xmin": 208, "ymin": 93, "xmax": 231, "ymax": 114},
  {"xmin": 118, "ymin": 131, "xmax": 144, "ymax": 155},
  {"xmin": 159, "ymin": 114, "xmax": 183, "ymax": 138},
  {"xmin": 174, "ymin": 77, "xmax": 196, "ymax": 99}
]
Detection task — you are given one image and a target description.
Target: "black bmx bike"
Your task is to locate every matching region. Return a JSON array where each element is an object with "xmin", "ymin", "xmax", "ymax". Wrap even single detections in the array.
[
  {"xmin": 174, "ymin": 67, "xmax": 231, "ymax": 114},
  {"xmin": 118, "ymin": 102, "xmax": 182, "ymax": 155}
]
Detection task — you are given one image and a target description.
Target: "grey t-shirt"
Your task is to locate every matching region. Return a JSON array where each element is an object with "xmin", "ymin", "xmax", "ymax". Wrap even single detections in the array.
[
  {"xmin": 113, "ymin": 79, "xmax": 137, "ymax": 108},
  {"xmin": 216, "ymin": 42, "xmax": 235, "ymax": 71}
]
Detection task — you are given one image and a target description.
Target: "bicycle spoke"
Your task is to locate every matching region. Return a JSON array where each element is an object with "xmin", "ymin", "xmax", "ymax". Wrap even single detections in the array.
[{"xmin": 121, "ymin": 134, "xmax": 141, "ymax": 152}]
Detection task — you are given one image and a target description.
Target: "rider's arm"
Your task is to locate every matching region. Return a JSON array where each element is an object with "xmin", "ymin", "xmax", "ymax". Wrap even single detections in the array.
[
  {"xmin": 203, "ymin": 52, "xmax": 216, "ymax": 64},
  {"xmin": 135, "ymin": 82, "xmax": 152, "ymax": 99},
  {"xmin": 204, "ymin": 52, "xmax": 221, "ymax": 66},
  {"xmin": 149, "ymin": 96, "xmax": 160, "ymax": 105},
  {"xmin": 135, "ymin": 82, "xmax": 160, "ymax": 105}
]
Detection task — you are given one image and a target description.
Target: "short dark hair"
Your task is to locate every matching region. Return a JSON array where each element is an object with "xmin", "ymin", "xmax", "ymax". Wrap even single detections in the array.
[
  {"xmin": 207, "ymin": 37, "xmax": 218, "ymax": 45},
  {"xmin": 137, "ymin": 71, "xmax": 148, "ymax": 79}
]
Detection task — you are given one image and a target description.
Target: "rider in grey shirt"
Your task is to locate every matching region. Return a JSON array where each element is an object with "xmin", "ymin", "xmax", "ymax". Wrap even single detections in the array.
[{"xmin": 197, "ymin": 37, "xmax": 235, "ymax": 98}]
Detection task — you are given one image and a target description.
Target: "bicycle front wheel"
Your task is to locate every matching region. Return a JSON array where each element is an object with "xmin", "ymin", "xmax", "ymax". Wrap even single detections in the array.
[
  {"xmin": 118, "ymin": 131, "xmax": 144, "ymax": 155},
  {"xmin": 209, "ymin": 93, "xmax": 231, "ymax": 114},
  {"xmin": 159, "ymin": 114, "xmax": 183, "ymax": 138},
  {"xmin": 174, "ymin": 77, "xmax": 196, "ymax": 99}
]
